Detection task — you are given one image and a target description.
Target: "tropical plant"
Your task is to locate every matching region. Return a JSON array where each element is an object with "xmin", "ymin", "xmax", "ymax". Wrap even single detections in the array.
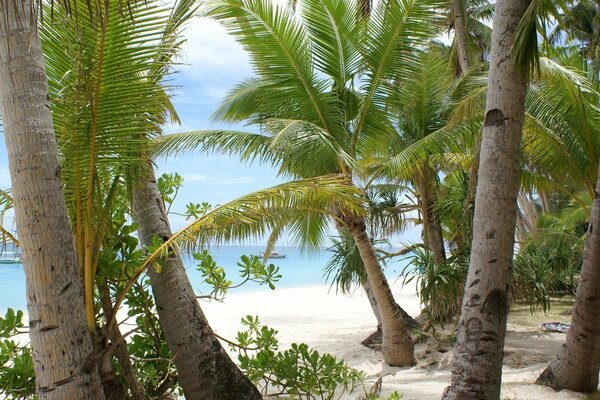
[
  {"xmin": 40, "ymin": 0, "xmax": 265, "ymax": 398},
  {"xmin": 233, "ymin": 315, "xmax": 366, "ymax": 399},
  {"xmin": 155, "ymin": 0, "xmax": 445, "ymax": 366},
  {"xmin": 0, "ymin": 309, "xmax": 35, "ymax": 400},
  {"xmin": 0, "ymin": 1, "xmax": 106, "ymax": 398},
  {"xmin": 442, "ymin": 0, "xmax": 533, "ymax": 398},
  {"xmin": 402, "ymin": 249, "xmax": 467, "ymax": 326}
]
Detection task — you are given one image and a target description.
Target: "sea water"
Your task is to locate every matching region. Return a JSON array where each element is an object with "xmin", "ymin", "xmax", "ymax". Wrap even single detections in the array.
[{"xmin": 0, "ymin": 245, "xmax": 411, "ymax": 314}]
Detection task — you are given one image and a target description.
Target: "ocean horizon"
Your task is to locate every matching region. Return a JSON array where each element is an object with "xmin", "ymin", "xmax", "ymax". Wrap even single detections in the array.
[{"xmin": 0, "ymin": 245, "xmax": 412, "ymax": 314}]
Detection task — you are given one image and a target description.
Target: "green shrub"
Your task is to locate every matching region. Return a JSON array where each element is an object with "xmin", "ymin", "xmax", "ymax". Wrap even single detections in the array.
[
  {"xmin": 0, "ymin": 309, "xmax": 36, "ymax": 400},
  {"xmin": 233, "ymin": 315, "xmax": 366, "ymax": 399}
]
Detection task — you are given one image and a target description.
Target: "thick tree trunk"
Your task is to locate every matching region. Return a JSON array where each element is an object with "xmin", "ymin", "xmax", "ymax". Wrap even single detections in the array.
[
  {"xmin": 452, "ymin": 0, "xmax": 471, "ymax": 73},
  {"xmin": 442, "ymin": 1, "xmax": 531, "ymax": 399},
  {"xmin": 132, "ymin": 163, "xmax": 261, "ymax": 400},
  {"xmin": 536, "ymin": 163, "xmax": 600, "ymax": 392},
  {"xmin": 345, "ymin": 215, "xmax": 415, "ymax": 366},
  {"xmin": 0, "ymin": 3, "xmax": 105, "ymax": 399}
]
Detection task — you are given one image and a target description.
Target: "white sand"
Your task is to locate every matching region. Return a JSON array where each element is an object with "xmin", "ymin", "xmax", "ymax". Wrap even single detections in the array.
[
  {"xmin": 200, "ymin": 282, "xmax": 590, "ymax": 400},
  {"xmin": 9, "ymin": 282, "xmax": 589, "ymax": 399}
]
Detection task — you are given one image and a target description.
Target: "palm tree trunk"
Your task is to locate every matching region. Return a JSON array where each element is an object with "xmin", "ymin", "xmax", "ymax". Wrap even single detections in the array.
[
  {"xmin": 98, "ymin": 278, "xmax": 149, "ymax": 400},
  {"xmin": 517, "ymin": 192, "xmax": 538, "ymax": 233},
  {"xmin": 452, "ymin": 0, "xmax": 471, "ymax": 73},
  {"xmin": 132, "ymin": 163, "xmax": 261, "ymax": 400},
  {"xmin": 417, "ymin": 168, "xmax": 446, "ymax": 266},
  {"xmin": 0, "ymin": 3, "xmax": 105, "ymax": 399},
  {"xmin": 361, "ymin": 279, "xmax": 420, "ymax": 348},
  {"xmin": 535, "ymin": 163, "xmax": 600, "ymax": 392},
  {"xmin": 344, "ymin": 215, "xmax": 415, "ymax": 366},
  {"xmin": 442, "ymin": 0, "xmax": 531, "ymax": 398}
]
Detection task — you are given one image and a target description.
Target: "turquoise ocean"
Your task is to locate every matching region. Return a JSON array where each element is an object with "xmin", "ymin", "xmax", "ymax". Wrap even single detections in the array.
[{"xmin": 0, "ymin": 245, "xmax": 411, "ymax": 314}]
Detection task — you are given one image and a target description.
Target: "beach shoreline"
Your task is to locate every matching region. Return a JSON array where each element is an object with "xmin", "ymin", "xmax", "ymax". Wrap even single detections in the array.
[
  {"xmin": 196, "ymin": 282, "xmax": 586, "ymax": 400},
  {"xmin": 7, "ymin": 281, "xmax": 588, "ymax": 399}
]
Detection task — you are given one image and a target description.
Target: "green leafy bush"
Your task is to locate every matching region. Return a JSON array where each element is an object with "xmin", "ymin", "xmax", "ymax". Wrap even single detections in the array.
[
  {"xmin": 402, "ymin": 249, "xmax": 467, "ymax": 325},
  {"xmin": 0, "ymin": 309, "xmax": 36, "ymax": 400},
  {"xmin": 195, "ymin": 250, "xmax": 282, "ymax": 299},
  {"xmin": 233, "ymin": 315, "xmax": 366, "ymax": 399}
]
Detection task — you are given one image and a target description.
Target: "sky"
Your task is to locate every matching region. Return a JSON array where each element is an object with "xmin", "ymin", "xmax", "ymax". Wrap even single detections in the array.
[{"xmin": 0, "ymin": 11, "xmax": 422, "ymax": 246}]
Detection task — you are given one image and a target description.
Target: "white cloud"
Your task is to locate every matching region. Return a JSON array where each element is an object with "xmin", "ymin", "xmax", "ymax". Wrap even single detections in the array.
[
  {"xmin": 176, "ymin": 17, "xmax": 251, "ymax": 77},
  {"xmin": 180, "ymin": 172, "xmax": 209, "ymax": 183}
]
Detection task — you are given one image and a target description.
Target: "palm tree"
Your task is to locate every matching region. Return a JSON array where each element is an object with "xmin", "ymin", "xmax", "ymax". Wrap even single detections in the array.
[
  {"xmin": 442, "ymin": 0, "xmax": 532, "ymax": 398},
  {"xmin": 155, "ymin": 0, "xmax": 444, "ymax": 366},
  {"xmin": 535, "ymin": 164, "xmax": 600, "ymax": 392},
  {"xmin": 0, "ymin": 1, "xmax": 105, "ymax": 398},
  {"xmin": 41, "ymin": 1, "xmax": 263, "ymax": 398}
]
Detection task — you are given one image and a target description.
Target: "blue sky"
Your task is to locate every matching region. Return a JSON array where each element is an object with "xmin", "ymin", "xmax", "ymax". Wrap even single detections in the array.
[{"xmin": 0, "ymin": 13, "xmax": 421, "ymax": 246}]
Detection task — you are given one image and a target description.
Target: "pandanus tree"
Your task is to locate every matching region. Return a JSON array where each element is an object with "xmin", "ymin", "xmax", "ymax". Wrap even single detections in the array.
[
  {"xmin": 0, "ymin": 1, "xmax": 105, "ymax": 398},
  {"xmin": 155, "ymin": 0, "xmax": 444, "ymax": 366}
]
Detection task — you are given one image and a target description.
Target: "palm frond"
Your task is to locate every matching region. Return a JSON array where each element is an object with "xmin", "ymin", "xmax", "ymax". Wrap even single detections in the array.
[{"xmin": 207, "ymin": 0, "xmax": 340, "ymax": 134}]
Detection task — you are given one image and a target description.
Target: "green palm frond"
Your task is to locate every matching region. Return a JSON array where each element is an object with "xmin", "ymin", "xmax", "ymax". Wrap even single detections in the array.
[
  {"xmin": 356, "ymin": 0, "xmax": 443, "ymax": 138},
  {"xmin": 523, "ymin": 57, "xmax": 600, "ymax": 192},
  {"xmin": 300, "ymin": 0, "xmax": 362, "ymax": 84},
  {"xmin": 513, "ymin": 0, "xmax": 567, "ymax": 74},
  {"xmin": 207, "ymin": 0, "xmax": 340, "ymax": 134},
  {"xmin": 111, "ymin": 174, "xmax": 366, "ymax": 314},
  {"xmin": 153, "ymin": 122, "xmax": 356, "ymax": 178}
]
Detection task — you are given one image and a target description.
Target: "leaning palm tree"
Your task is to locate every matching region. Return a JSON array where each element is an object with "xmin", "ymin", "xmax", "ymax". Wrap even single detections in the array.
[
  {"xmin": 0, "ymin": 1, "xmax": 105, "ymax": 398},
  {"xmin": 155, "ymin": 0, "xmax": 444, "ymax": 366}
]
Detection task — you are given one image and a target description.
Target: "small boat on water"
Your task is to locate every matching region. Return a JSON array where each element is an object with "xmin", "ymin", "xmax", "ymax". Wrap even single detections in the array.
[
  {"xmin": 0, "ymin": 251, "xmax": 21, "ymax": 264},
  {"xmin": 260, "ymin": 251, "xmax": 287, "ymax": 259},
  {"xmin": 0, "ymin": 259, "xmax": 21, "ymax": 264}
]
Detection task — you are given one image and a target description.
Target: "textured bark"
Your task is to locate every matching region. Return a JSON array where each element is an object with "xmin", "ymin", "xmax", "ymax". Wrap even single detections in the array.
[
  {"xmin": 361, "ymin": 281, "xmax": 419, "ymax": 348},
  {"xmin": 132, "ymin": 164, "xmax": 261, "ymax": 400},
  {"xmin": 0, "ymin": 3, "xmax": 105, "ymax": 399},
  {"xmin": 345, "ymin": 215, "xmax": 415, "ymax": 366},
  {"xmin": 452, "ymin": 0, "xmax": 471, "ymax": 73},
  {"xmin": 517, "ymin": 192, "xmax": 538, "ymax": 233},
  {"xmin": 536, "ymin": 163, "xmax": 600, "ymax": 392},
  {"xmin": 442, "ymin": 1, "xmax": 531, "ymax": 399},
  {"xmin": 417, "ymin": 167, "xmax": 446, "ymax": 266}
]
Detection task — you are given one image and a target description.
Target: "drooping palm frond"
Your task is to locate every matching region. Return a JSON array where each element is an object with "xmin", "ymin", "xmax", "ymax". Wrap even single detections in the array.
[
  {"xmin": 512, "ymin": 0, "xmax": 568, "ymax": 74},
  {"xmin": 152, "ymin": 122, "xmax": 356, "ymax": 178},
  {"xmin": 522, "ymin": 57, "xmax": 600, "ymax": 193},
  {"xmin": 110, "ymin": 174, "xmax": 366, "ymax": 317}
]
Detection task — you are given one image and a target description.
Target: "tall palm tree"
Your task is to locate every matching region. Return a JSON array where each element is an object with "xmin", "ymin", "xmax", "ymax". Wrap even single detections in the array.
[
  {"xmin": 41, "ymin": 1, "xmax": 263, "ymax": 398},
  {"xmin": 442, "ymin": 0, "xmax": 532, "ymax": 398},
  {"xmin": 0, "ymin": 1, "xmax": 105, "ymax": 398},
  {"xmin": 155, "ymin": 0, "xmax": 443, "ymax": 366}
]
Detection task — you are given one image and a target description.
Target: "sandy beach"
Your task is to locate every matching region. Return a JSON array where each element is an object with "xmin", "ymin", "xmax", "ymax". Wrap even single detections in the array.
[{"xmin": 196, "ymin": 282, "xmax": 591, "ymax": 400}]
